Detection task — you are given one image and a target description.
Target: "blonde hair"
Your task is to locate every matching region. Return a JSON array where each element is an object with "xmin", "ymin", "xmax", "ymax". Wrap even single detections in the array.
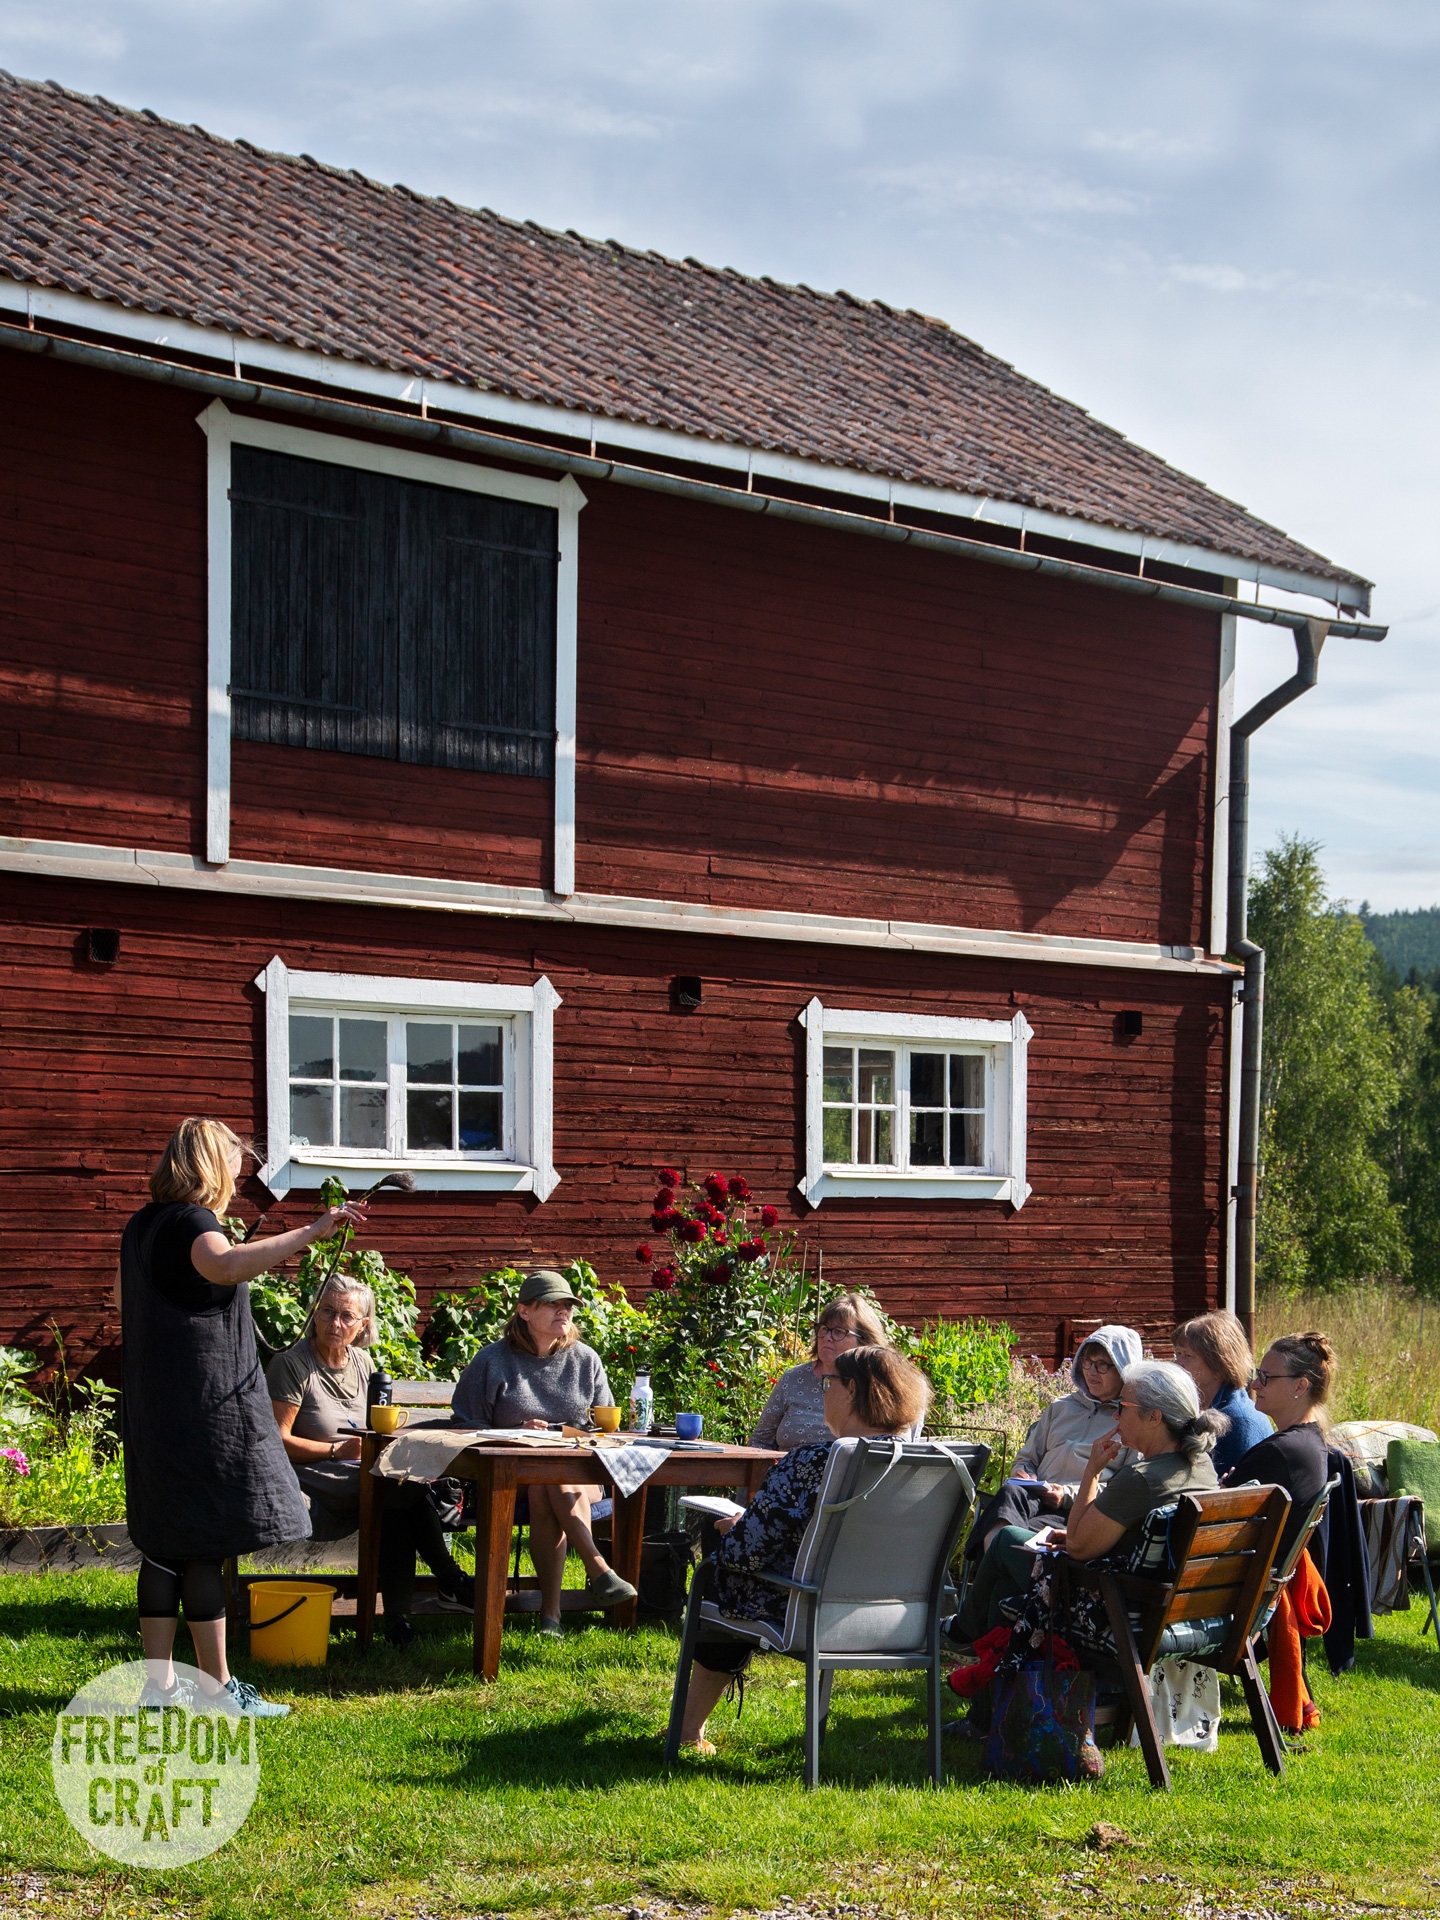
[
  {"xmin": 811, "ymin": 1292, "xmax": 890, "ymax": 1360},
  {"xmin": 149, "ymin": 1118, "xmax": 251, "ymax": 1213},
  {"xmin": 833, "ymin": 1346, "xmax": 930, "ymax": 1433},
  {"xmin": 1172, "ymin": 1311, "xmax": 1254, "ymax": 1393}
]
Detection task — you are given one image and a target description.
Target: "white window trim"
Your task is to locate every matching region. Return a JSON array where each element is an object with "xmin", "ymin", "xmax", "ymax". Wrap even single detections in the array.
[
  {"xmin": 796, "ymin": 999, "xmax": 1032, "ymax": 1209},
  {"xmin": 197, "ymin": 402, "xmax": 586, "ymax": 895},
  {"xmin": 255, "ymin": 956, "xmax": 561, "ymax": 1199}
]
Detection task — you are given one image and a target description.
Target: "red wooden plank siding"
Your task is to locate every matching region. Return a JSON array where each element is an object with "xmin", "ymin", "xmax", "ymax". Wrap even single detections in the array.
[
  {"xmin": 1, "ymin": 358, "xmax": 1219, "ymax": 949},
  {"xmin": 0, "ymin": 875, "xmax": 1228, "ymax": 1375}
]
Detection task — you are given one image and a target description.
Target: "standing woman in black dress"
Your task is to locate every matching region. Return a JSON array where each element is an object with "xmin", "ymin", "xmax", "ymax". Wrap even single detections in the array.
[{"xmin": 116, "ymin": 1117, "xmax": 366, "ymax": 1716}]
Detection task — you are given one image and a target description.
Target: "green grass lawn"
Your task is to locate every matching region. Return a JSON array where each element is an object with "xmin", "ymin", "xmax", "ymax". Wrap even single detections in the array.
[{"xmin": 2, "ymin": 1572, "xmax": 1439, "ymax": 1920}]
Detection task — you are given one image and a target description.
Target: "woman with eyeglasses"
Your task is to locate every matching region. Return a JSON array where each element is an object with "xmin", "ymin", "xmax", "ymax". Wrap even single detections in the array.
[
  {"xmin": 268, "ymin": 1273, "xmax": 477, "ymax": 1649},
  {"xmin": 675, "ymin": 1344, "xmax": 932, "ymax": 1755},
  {"xmin": 1218, "ymin": 1332, "xmax": 1334, "ymax": 1568},
  {"xmin": 750, "ymin": 1293, "xmax": 910, "ymax": 1450},
  {"xmin": 952, "ymin": 1359, "xmax": 1224, "ymax": 1647}
]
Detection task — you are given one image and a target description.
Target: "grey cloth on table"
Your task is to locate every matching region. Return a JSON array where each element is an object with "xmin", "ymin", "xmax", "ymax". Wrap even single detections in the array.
[
  {"xmin": 603, "ymin": 1443, "xmax": 672, "ymax": 1500},
  {"xmin": 452, "ymin": 1338, "xmax": 613, "ymax": 1430}
]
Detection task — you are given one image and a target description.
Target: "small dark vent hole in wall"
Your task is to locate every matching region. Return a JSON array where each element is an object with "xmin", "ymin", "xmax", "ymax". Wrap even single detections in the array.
[
  {"xmin": 671, "ymin": 976, "xmax": 703, "ymax": 1011},
  {"xmin": 1118, "ymin": 1009, "xmax": 1144, "ymax": 1038},
  {"xmin": 87, "ymin": 928, "xmax": 121, "ymax": 966}
]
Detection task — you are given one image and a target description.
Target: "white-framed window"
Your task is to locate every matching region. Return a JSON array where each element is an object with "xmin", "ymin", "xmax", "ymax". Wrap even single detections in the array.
[
  {"xmin": 796, "ymin": 999, "xmax": 1032, "ymax": 1208},
  {"xmin": 198, "ymin": 402, "xmax": 586, "ymax": 894},
  {"xmin": 254, "ymin": 956, "xmax": 561, "ymax": 1198}
]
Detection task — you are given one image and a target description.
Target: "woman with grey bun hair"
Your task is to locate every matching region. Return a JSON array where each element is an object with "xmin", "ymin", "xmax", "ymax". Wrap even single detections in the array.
[{"xmin": 1064, "ymin": 1359, "xmax": 1227, "ymax": 1561}]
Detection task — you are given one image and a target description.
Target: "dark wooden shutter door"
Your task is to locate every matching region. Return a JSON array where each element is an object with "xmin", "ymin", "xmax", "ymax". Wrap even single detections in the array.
[{"xmin": 231, "ymin": 448, "xmax": 556, "ymax": 775}]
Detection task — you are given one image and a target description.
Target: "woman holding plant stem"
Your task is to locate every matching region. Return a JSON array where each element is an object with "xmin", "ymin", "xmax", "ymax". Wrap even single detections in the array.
[{"xmin": 117, "ymin": 1118, "xmax": 366, "ymax": 1718}]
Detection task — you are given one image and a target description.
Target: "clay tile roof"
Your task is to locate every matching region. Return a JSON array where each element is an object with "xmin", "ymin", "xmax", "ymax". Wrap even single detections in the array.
[{"xmin": 0, "ymin": 70, "xmax": 1367, "ymax": 591}]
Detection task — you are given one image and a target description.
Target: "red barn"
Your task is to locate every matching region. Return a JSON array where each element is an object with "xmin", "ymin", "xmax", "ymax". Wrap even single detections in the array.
[{"xmin": 0, "ymin": 73, "xmax": 1380, "ymax": 1373}]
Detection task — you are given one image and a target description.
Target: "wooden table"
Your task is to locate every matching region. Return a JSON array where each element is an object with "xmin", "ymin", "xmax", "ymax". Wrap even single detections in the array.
[{"xmin": 357, "ymin": 1434, "xmax": 781, "ymax": 1679}]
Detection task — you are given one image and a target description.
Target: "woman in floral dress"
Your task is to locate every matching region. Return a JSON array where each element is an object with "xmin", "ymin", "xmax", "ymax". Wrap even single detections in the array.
[{"xmin": 674, "ymin": 1344, "xmax": 931, "ymax": 1754}]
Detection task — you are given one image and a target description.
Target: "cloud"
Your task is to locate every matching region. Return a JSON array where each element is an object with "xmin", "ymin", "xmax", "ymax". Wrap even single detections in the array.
[
  {"xmin": 860, "ymin": 157, "xmax": 1145, "ymax": 220},
  {"xmin": 1084, "ymin": 128, "xmax": 1209, "ymax": 161},
  {"xmin": 0, "ymin": 5, "xmax": 125, "ymax": 57}
]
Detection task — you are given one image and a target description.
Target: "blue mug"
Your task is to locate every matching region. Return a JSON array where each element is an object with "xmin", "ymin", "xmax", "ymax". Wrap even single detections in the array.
[{"xmin": 675, "ymin": 1411, "xmax": 703, "ymax": 1440}]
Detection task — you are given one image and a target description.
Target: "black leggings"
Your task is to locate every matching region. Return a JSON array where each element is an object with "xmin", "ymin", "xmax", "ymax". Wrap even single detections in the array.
[
  {"xmin": 694, "ymin": 1636, "xmax": 753, "ymax": 1677},
  {"xmin": 377, "ymin": 1480, "xmax": 464, "ymax": 1616},
  {"xmin": 137, "ymin": 1555, "xmax": 227, "ymax": 1624}
]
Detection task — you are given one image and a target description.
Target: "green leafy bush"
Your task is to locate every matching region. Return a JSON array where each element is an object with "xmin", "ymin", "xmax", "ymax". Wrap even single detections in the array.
[
  {"xmin": 0, "ymin": 1333, "xmax": 126, "ymax": 1530},
  {"xmin": 912, "ymin": 1316, "xmax": 1015, "ymax": 1420}
]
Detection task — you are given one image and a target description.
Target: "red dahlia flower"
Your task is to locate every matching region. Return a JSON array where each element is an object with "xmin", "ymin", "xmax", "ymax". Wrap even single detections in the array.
[
  {"xmin": 680, "ymin": 1219, "xmax": 707, "ymax": 1244},
  {"xmin": 727, "ymin": 1176, "xmax": 751, "ymax": 1200},
  {"xmin": 658, "ymin": 1166, "xmax": 682, "ymax": 1188},
  {"xmin": 711, "ymin": 1224, "xmax": 727, "ymax": 1245},
  {"xmin": 760, "ymin": 1205, "xmax": 779, "ymax": 1228},
  {"xmin": 635, "ymin": 1243, "xmax": 653, "ymax": 1263},
  {"xmin": 708, "ymin": 1260, "xmax": 733, "ymax": 1284},
  {"xmin": 703, "ymin": 1174, "xmax": 729, "ymax": 1204},
  {"xmin": 652, "ymin": 1188, "xmax": 674, "ymax": 1211},
  {"xmin": 650, "ymin": 1212, "xmax": 670, "ymax": 1233}
]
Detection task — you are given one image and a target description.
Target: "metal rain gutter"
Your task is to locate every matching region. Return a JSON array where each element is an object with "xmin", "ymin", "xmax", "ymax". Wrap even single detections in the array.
[
  {"xmin": 0, "ymin": 319, "xmax": 1388, "ymax": 644},
  {"xmin": 1226, "ymin": 616, "xmax": 1328, "ymax": 1343}
]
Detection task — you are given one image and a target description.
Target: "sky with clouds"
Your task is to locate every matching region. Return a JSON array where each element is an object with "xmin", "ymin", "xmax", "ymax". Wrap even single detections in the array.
[{"xmin": 3, "ymin": 0, "xmax": 1436, "ymax": 910}]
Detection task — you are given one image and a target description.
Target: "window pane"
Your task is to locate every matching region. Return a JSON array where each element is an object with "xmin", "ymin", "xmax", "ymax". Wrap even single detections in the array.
[
  {"xmin": 822, "ymin": 1047, "xmax": 853, "ymax": 1103},
  {"xmin": 911, "ymin": 1111, "xmax": 946, "ymax": 1166},
  {"xmin": 407, "ymin": 1023, "xmax": 453, "ymax": 1085},
  {"xmin": 289, "ymin": 1015, "xmax": 333, "ymax": 1081},
  {"xmin": 458, "ymin": 1024, "xmax": 502, "ymax": 1087},
  {"xmin": 290, "ymin": 1085, "xmax": 332, "ymax": 1148},
  {"xmin": 857, "ymin": 1049, "xmax": 894, "ymax": 1105},
  {"xmin": 339, "ymin": 1018, "xmax": 387, "ymax": 1083},
  {"xmin": 822, "ymin": 1107, "xmax": 852, "ymax": 1164},
  {"xmin": 951, "ymin": 1054, "xmax": 985, "ymax": 1110},
  {"xmin": 910, "ymin": 1052, "xmax": 945, "ymax": 1108},
  {"xmin": 951, "ymin": 1112, "xmax": 986, "ymax": 1167},
  {"xmin": 459, "ymin": 1090, "xmax": 503, "ymax": 1151},
  {"xmin": 407, "ymin": 1088, "xmax": 453, "ymax": 1151},
  {"xmin": 340, "ymin": 1086, "xmax": 387, "ymax": 1149},
  {"xmin": 856, "ymin": 1108, "xmax": 896, "ymax": 1165}
]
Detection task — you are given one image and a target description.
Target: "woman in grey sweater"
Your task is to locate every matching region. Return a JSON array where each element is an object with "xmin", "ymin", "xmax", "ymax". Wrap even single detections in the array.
[
  {"xmin": 453, "ymin": 1271, "xmax": 635, "ymax": 1635},
  {"xmin": 750, "ymin": 1293, "xmax": 912, "ymax": 1451}
]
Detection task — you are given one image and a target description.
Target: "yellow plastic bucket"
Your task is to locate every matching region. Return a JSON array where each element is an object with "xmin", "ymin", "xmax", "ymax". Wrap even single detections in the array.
[{"xmin": 249, "ymin": 1580, "xmax": 336, "ymax": 1666}]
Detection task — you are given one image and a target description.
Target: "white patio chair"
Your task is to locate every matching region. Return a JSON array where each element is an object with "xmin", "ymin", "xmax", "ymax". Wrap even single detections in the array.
[{"xmin": 663, "ymin": 1437, "xmax": 990, "ymax": 1787}]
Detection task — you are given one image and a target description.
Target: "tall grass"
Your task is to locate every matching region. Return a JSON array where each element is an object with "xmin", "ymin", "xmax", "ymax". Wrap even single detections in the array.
[{"xmin": 1257, "ymin": 1286, "xmax": 1440, "ymax": 1432}]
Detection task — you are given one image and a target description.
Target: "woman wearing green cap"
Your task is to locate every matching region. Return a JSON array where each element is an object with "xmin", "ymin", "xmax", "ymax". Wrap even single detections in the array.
[{"xmin": 453, "ymin": 1270, "xmax": 635, "ymax": 1634}]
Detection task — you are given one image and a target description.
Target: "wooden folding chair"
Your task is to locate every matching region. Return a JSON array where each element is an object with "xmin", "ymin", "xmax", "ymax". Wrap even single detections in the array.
[{"xmin": 1067, "ymin": 1485, "xmax": 1290, "ymax": 1791}]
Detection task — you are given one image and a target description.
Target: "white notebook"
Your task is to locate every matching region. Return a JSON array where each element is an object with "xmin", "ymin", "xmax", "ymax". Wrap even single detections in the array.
[{"xmin": 679, "ymin": 1494, "xmax": 746, "ymax": 1521}]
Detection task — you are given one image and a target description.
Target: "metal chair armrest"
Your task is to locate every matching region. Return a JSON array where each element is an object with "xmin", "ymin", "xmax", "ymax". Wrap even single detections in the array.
[{"xmin": 751, "ymin": 1569, "xmax": 822, "ymax": 1595}]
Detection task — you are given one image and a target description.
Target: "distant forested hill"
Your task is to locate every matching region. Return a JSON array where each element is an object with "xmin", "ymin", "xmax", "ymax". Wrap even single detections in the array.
[{"xmin": 1362, "ymin": 905, "xmax": 1440, "ymax": 979}]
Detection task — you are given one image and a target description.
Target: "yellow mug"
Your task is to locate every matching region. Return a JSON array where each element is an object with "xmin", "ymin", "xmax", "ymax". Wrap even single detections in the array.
[
  {"xmin": 591, "ymin": 1405, "xmax": 622, "ymax": 1433},
  {"xmin": 369, "ymin": 1405, "xmax": 410, "ymax": 1435}
]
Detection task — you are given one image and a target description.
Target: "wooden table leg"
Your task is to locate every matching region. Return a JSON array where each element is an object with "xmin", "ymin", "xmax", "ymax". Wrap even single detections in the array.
[
  {"xmin": 473, "ymin": 1458, "xmax": 517, "ymax": 1681},
  {"xmin": 357, "ymin": 1434, "xmax": 383, "ymax": 1651},
  {"xmin": 610, "ymin": 1485, "xmax": 646, "ymax": 1632}
]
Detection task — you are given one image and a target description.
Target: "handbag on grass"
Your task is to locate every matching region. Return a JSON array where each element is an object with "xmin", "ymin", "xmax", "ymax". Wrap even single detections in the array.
[{"xmin": 983, "ymin": 1572, "xmax": 1103, "ymax": 1784}]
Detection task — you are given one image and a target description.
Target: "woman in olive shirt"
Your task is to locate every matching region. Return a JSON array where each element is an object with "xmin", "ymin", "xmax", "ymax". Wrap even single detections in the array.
[{"xmin": 1065, "ymin": 1359, "xmax": 1226, "ymax": 1561}]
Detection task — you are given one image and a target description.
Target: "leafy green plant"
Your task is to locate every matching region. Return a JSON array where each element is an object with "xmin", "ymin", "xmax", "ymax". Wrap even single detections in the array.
[
  {"xmin": 912, "ymin": 1316, "xmax": 1015, "ymax": 1418},
  {"xmin": 0, "ymin": 1332, "xmax": 126, "ymax": 1530}
]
